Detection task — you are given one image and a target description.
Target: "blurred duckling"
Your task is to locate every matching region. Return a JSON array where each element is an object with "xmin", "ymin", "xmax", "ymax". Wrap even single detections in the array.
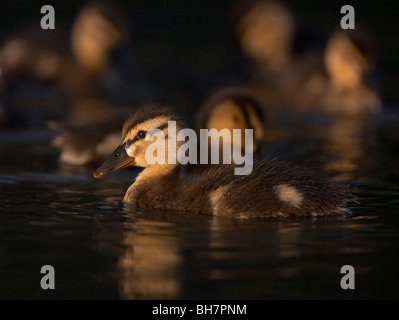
[
  {"xmin": 232, "ymin": 0, "xmax": 326, "ymax": 110},
  {"xmin": 49, "ymin": 98, "xmax": 128, "ymax": 166},
  {"xmin": 197, "ymin": 88, "xmax": 265, "ymax": 153},
  {"xmin": 234, "ymin": 0, "xmax": 294, "ymax": 77},
  {"xmin": 93, "ymin": 106, "xmax": 353, "ymax": 218},
  {"xmin": 0, "ymin": 27, "xmax": 83, "ymax": 93},
  {"xmin": 70, "ymin": 1, "xmax": 131, "ymax": 77},
  {"xmin": 322, "ymin": 29, "xmax": 382, "ymax": 117},
  {"xmin": 1, "ymin": 1, "xmax": 134, "ymax": 98}
]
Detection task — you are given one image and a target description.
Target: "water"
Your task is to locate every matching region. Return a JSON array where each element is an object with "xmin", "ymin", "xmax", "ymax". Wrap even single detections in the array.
[
  {"xmin": 1, "ymin": 0, "xmax": 399, "ymax": 300},
  {"xmin": 1, "ymin": 113, "xmax": 398, "ymax": 300}
]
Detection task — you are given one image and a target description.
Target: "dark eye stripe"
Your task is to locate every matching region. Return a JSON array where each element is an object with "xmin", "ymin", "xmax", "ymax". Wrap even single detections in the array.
[
  {"xmin": 125, "ymin": 123, "xmax": 168, "ymax": 146},
  {"xmin": 125, "ymin": 137, "xmax": 137, "ymax": 148},
  {"xmin": 156, "ymin": 123, "xmax": 169, "ymax": 131}
]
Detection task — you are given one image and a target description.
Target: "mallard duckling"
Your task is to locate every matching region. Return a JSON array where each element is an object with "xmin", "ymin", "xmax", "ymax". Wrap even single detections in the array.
[
  {"xmin": 232, "ymin": 0, "xmax": 327, "ymax": 111},
  {"xmin": 197, "ymin": 88, "xmax": 265, "ymax": 152},
  {"xmin": 233, "ymin": 0, "xmax": 294, "ymax": 75},
  {"xmin": 70, "ymin": 1, "xmax": 130, "ymax": 76},
  {"xmin": 322, "ymin": 29, "xmax": 381, "ymax": 117},
  {"xmin": 0, "ymin": 1, "xmax": 133, "ymax": 98},
  {"xmin": 49, "ymin": 98, "xmax": 128, "ymax": 166},
  {"xmin": 50, "ymin": 88, "xmax": 264, "ymax": 167},
  {"xmin": 93, "ymin": 106, "xmax": 353, "ymax": 218}
]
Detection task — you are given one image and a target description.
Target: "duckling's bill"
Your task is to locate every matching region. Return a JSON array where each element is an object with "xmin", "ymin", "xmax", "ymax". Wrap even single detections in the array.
[{"xmin": 93, "ymin": 144, "xmax": 135, "ymax": 178}]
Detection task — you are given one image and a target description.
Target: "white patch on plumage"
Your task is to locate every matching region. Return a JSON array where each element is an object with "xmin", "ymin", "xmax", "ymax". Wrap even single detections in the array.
[
  {"xmin": 209, "ymin": 184, "xmax": 231, "ymax": 216},
  {"xmin": 275, "ymin": 184, "xmax": 303, "ymax": 208}
]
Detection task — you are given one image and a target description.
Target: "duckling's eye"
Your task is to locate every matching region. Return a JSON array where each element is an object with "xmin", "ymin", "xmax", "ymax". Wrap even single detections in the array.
[{"xmin": 137, "ymin": 130, "xmax": 147, "ymax": 139}]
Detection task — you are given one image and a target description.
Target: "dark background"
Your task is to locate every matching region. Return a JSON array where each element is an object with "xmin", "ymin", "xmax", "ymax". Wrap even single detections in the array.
[{"xmin": 1, "ymin": 0, "xmax": 397, "ymax": 106}]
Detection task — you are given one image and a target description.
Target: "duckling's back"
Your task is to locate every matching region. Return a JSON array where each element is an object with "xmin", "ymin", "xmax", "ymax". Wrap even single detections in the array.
[
  {"xmin": 211, "ymin": 157, "xmax": 352, "ymax": 218},
  {"xmin": 189, "ymin": 157, "xmax": 351, "ymax": 218}
]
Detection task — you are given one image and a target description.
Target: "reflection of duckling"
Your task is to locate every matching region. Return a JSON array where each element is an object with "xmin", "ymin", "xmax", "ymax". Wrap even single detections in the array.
[
  {"xmin": 322, "ymin": 30, "xmax": 381, "ymax": 117},
  {"xmin": 197, "ymin": 88, "xmax": 265, "ymax": 152},
  {"xmin": 118, "ymin": 219, "xmax": 181, "ymax": 299},
  {"xmin": 93, "ymin": 106, "xmax": 353, "ymax": 218}
]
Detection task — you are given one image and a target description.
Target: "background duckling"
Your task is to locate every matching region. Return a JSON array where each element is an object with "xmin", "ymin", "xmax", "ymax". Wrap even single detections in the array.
[
  {"xmin": 232, "ymin": 0, "xmax": 326, "ymax": 109},
  {"xmin": 233, "ymin": 0, "xmax": 294, "ymax": 77},
  {"xmin": 197, "ymin": 88, "xmax": 265, "ymax": 153},
  {"xmin": 70, "ymin": 1, "xmax": 139, "ymax": 83},
  {"xmin": 94, "ymin": 105, "xmax": 353, "ymax": 219},
  {"xmin": 0, "ymin": 1, "xmax": 138, "ymax": 101},
  {"xmin": 0, "ymin": 26, "xmax": 86, "ymax": 97},
  {"xmin": 49, "ymin": 98, "xmax": 130, "ymax": 167},
  {"xmin": 71, "ymin": 1, "xmax": 126, "ymax": 77},
  {"xmin": 322, "ymin": 29, "xmax": 382, "ymax": 117}
]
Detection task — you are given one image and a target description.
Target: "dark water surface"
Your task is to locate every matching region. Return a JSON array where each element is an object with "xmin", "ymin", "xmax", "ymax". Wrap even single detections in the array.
[
  {"xmin": 1, "ymin": 0, "xmax": 399, "ymax": 300},
  {"xmin": 1, "ymin": 114, "xmax": 399, "ymax": 300}
]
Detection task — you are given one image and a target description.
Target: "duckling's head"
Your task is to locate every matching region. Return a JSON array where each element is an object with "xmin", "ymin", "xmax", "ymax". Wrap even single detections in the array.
[
  {"xmin": 198, "ymin": 88, "xmax": 265, "ymax": 152},
  {"xmin": 71, "ymin": 1, "xmax": 128, "ymax": 75},
  {"xmin": 94, "ymin": 106, "xmax": 185, "ymax": 178},
  {"xmin": 233, "ymin": 0, "xmax": 294, "ymax": 66},
  {"xmin": 324, "ymin": 29, "xmax": 374, "ymax": 90}
]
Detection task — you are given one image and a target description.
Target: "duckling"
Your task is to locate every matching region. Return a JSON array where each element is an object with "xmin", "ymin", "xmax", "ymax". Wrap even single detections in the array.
[
  {"xmin": 197, "ymin": 88, "xmax": 265, "ymax": 153},
  {"xmin": 232, "ymin": 0, "xmax": 327, "ymax": 111},
  {"xmin": 50, "ymin": 88, "xmax": 264, "ymax": 168},
  {"xmin": 70, "ymin": 1, "xmax": 130, "ymax": 77},
  {"xmin": 49, "ymin": 98, "xmax": 128, "ymax": 166},
  {"xmin": 0, "ymin": 1, "xmax": 134, "ymax": 99},
  {"xmin": 93, "ymin": 106, "xmax": 353, "ymax": 219},
  {"xmin": 322, "ymin": 29, "xmax": 382, "ymax": 117},
  {"xmin": 233, "ymin": 0, "xmax": 294, "ymax": 76},
  {"xmin": 1, "ymin": 27, "xmax": 73, "ymax": 87}
]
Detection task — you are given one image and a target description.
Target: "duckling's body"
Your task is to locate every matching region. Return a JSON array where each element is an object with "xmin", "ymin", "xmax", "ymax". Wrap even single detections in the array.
[
  {"xmin": 124, "ymin": 156, "xmax": 350, "ymax": 218},
  {"xmin": 94, "ymin": 106, "xmax": 352, "ymax": 219}
]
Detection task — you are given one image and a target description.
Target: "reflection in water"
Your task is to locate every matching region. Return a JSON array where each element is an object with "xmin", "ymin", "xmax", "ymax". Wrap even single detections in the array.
[
  {"xmin": 322, "ymin": 117, "xmax": 377, "ymax": 181},
  {"xmin": 0, "ymin": 169, "xmax": 397, "ymax": 299},
  {"xmin": 117, "ymin": 217, "xmax": 181, "ymax": 299}
]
